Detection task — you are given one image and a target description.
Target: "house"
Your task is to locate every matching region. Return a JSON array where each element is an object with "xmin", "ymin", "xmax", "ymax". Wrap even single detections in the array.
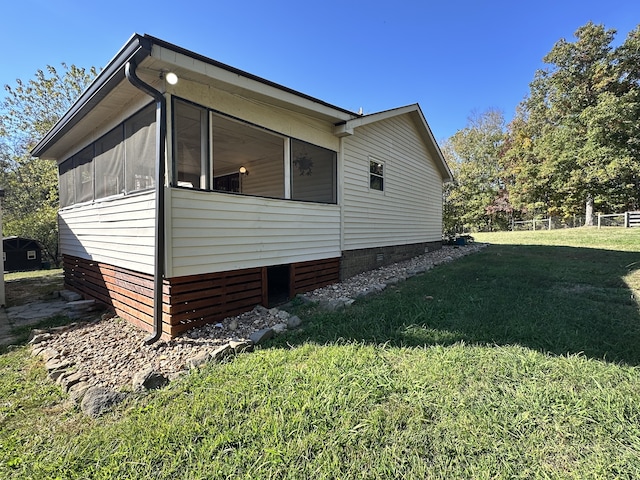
[
  {"xmin": 32, "ymin": 34, "xmax": 452, "ymax": 341},
  {"xmin": 2, "ymin": 237, "xmax": 43, "ymax": 273}
]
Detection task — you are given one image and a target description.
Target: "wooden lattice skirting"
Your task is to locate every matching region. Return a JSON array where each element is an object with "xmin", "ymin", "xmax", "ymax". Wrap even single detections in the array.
[{"xmin": 63, "ymin": 255, "xmax": 340, "ymax": 339}]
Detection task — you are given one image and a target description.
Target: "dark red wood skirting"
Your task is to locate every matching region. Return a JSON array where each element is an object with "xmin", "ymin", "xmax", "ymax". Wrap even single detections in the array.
[
  {"xmin": 63, "ymin": 254, "xmax": 340, "ymax": 339},
  {"xmin": 291, "ymin": 257, "xmax": 341, "ymax": 297}
]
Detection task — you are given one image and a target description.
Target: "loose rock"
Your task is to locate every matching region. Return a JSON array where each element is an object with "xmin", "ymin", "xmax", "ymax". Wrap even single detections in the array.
[
  {"xmin": 287, "ymin": 315, "xmax": 302, "ymax": 329},
  {"xmin": 250, "ymin": 328, "xmax": 274, "ymax": 345},
  {"xmin": 271, "ymin": 323, "xmax": 287, "ymax": 334},
  {"xmin": 185, "ymin": 351, "xmax": 211, "ymax": 369},
  {"xmin": 81, "ymin": 386, "xmax": 124, "ymax": 417},
  {"xmin": 131, "ymin": 368, "xmax": 169, "ymax": 391}
]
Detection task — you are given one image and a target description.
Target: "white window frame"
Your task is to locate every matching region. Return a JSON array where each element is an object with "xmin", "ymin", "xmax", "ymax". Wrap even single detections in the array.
[
  {"xmin": 27, "ymin": 250, "xmax": 37, "ymax": 260},
  {"xmin": 368, "ymin": 156, "xmax": 385, "ymax": 192}
]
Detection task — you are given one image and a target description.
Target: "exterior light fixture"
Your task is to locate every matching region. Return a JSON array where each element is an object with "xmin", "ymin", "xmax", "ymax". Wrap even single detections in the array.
[
  {"xmin": 165, "ymin": 72, "xmax": 178, "ymax": 85},
  {"xmin": 239, "ymin": 166, "xmax": 248, "ymax": 175},
  {"xmin": 161, "ymin": 71, "xmax": 178, "ymax": 85}
]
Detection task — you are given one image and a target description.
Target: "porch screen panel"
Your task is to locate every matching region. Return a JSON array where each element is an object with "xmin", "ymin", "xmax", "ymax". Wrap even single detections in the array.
[
  {"xmin": 211, "ymin": 112, "xmax": 285, "ymax": 197},
  {"xmin": 174, "ymin": 100, "xmax": 206, "ymax": 188},
  {"xmin": 95, "ymin": 126, "xmax": 124, "ymax": 199},
  {"xmin": 59, "ymin": 158, "xmax": 75, "ymax": 208},
  {"xmin": 73, "ymin": 145, "xmax": 94, "ymax": 204},
  {"xmin": 125, "ymin": 104, "xmax": 156, "ymax": 193},
  {"xmin": 291, "ymin": 139, "xmax": 336, "ymax": 203}
]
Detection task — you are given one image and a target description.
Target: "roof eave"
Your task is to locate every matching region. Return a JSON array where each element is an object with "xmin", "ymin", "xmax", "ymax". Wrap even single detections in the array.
[{"xmin": 31, "ymin": 34, "xmax": 152, "ymax": 158}]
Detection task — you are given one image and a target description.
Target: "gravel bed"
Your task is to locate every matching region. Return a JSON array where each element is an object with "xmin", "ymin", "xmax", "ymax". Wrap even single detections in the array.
[{"xmin": 34, "ymin": 243, "xmax": 486, "ymax": 391}]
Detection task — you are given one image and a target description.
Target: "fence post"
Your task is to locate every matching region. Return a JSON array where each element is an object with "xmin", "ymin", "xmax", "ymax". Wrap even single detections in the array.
[
  {"xmin": 626, "ymin": 211, "xmax": 630, "ymax": 228},
  {"xmin": 548, "ymin": 218, "xmax": 552, "ymax": 230},
  {"xmin": 597, "ymin": 214, "xmax": 601, "ymax": 229}
]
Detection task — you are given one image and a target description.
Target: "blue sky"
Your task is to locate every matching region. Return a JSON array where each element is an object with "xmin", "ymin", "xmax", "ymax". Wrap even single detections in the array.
[{"xmin": 1, "ymin": 0, "xmax": 638, "ymax": 141}]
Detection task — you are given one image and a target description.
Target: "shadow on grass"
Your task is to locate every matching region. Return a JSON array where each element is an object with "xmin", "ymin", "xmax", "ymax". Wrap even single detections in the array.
[{"xmin": 272, "ymin": 244, "xmax": 640, "ymax": 365}]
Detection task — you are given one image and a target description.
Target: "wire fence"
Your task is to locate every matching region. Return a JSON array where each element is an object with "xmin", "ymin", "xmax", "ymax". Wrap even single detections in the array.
[
  {"xmin": 511, "ymin": 212, "xmax": 640, "ymax": 230},
  {"xmin": 512, "ymin": 215, "xmax": 586, "ymax": 231}
]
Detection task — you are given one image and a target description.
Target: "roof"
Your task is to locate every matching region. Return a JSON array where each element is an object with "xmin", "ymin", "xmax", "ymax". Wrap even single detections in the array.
[
  {"xmin": 334, "ymin": 104, "xmax": 453, "ymax": 182},
  {"xmin": 32, "ymin": 34, "xmax": 451, "ymax": 183},
  {"xmin": 32, "ymin": 34, "xmax": 358, "ymax": 159}
]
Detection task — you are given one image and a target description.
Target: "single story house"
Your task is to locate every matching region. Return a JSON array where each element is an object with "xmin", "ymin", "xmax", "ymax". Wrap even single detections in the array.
[
  {"xmin": 32, "ymin": 34, "xmax": 452, "ymax": 341},
  {"xmin": 3, "ymin": 236, "xmax": 43, "ymax": 272}
]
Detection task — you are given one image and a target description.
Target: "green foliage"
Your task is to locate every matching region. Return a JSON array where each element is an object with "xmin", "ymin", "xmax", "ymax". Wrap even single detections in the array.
[
  {"xmin": 442, "ymin": 109, "xmax": 509, "ymax": 232},
  {"xmin": 0, "ymin": 64, "xmax": 97, "ymax": 264},
  {"xmin": 505, "ymin": 22, "xmax": 640, "ymax": 223},
  {"xmin": 448, "ymin": 22, "xmax": 640, "ymax": 231}
]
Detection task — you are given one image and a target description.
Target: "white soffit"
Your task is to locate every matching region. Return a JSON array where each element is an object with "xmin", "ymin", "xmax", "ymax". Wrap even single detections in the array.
[{"xmin": 149, "ymin": 44, "xmax": 355, "ymax": 124}]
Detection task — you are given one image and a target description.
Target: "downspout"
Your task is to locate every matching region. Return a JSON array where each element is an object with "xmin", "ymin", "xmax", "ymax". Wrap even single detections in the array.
[{"xmin": 125, "ymin": 60, "xmax": 166, "ymax": 344}]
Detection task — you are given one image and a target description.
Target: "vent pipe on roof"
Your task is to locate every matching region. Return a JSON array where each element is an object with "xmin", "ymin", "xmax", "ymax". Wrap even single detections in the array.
[{"xmin": 125, "ymin": 60, "xmax": 166, "ymax": 344}]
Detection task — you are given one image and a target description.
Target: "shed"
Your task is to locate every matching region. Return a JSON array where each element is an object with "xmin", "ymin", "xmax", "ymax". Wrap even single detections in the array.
[
  {"xmin": 3, "ymin": 236, "xmax": 43, "ymax": 272},
  {"xmin": 32, "ymin": 34, "xmax": 452, "ymax": 340}
]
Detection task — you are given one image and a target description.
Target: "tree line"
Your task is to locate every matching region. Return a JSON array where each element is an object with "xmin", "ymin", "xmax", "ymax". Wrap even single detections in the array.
[{"xmin": 443, "ymin": 22, "xmax": 640, "ymax": 233}]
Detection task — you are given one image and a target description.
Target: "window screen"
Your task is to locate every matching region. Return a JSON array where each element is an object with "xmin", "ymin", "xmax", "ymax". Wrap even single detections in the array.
[
  {"xmin": 74, "ymin": 145, "xmax": 94, "ymax": 203},
  {"xmin": 125, "ymin": 104, "xmax": 156, "ymax": 192},
  {"xmin": 59, "ymin": 158, "xmax": 75, "ymax": 208},
  {"xmin": 174, "ymin": 100, "xmax": 206, "ymax": 188},
  {"xmin": 211, "ymin": 112, "xmax": 284, "ymax": 197},
  {"xmin": 95, "ymin": 126, "xmax": 124, "ymax": 199},
  {"xmin": 291, "ymin": 139, "xmax": 336, "ymax": 203}
]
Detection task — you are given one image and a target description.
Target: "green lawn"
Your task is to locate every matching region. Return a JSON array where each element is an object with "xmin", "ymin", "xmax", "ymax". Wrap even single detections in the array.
[{"xmin": 2, "ymin": 228, "xmax": 640, "ymax": 479}]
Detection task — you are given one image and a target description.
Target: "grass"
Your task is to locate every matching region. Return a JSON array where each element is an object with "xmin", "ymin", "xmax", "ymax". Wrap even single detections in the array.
[{"xmin": 2, "ymin": 228, "xmax": 640, "ymax": 478}]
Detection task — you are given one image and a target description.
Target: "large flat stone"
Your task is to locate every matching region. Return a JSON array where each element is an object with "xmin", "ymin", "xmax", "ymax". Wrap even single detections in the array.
[{"xmin": 249, "ymin": 328, "xmax": 274, "ymax": 345}]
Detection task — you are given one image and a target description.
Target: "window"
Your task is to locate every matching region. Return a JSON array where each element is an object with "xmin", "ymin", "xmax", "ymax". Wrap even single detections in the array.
[
  {"xmin": 125, "ymin": 104, "xmax": 156, "ymax": 192},
  {"xmin": 370, "ymin": 159, "xmax": 384, "ymax": 191},
  {"xmin": 291, "ymin": 139, "xmax": 336, "ymax": 203},
  {"xmin": 58, "ymin": 103, "xmax": 156, "ymax": 208},
  {"xmin": 27, "ymin": 250, "xmax": 37, "ymax": 260},
  {"xmin": 174, "ymin": 99, "xmax": 208, "ymax": 188},
  {"xmin": 59, "ymin": 158, "xmax": 75, "ymax": 208},
  {"xmin": 95, "ymin": 126, "xmax": 124, "ymax": 198},
  {"xmin": 212, "ymin": 113, "xmax": 284, "ymax": 197},
  {"xmin": 74, "ymin": 145, "xmax": 94, "ymax": 203}
]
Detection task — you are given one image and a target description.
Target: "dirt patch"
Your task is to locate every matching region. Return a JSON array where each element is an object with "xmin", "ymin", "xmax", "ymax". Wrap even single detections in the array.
[{"xmin": 5, "ymin": 272, "xmax": 65, "ymax": 307}]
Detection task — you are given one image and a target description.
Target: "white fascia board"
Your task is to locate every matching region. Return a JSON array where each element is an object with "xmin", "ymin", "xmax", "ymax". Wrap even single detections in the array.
[{"xmin": 335, "ymin": 103, "xmax": 453, "ymax": 182}]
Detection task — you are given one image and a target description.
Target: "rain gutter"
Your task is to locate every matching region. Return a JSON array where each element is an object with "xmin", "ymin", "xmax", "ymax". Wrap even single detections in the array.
[{"xmin": 125, "ymin": 59, "xmax": 166, "ymax": 344}]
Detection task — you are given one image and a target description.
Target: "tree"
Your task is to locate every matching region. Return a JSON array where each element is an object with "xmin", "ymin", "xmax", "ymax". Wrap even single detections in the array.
[
  {"xmin": 0, "ymin": 64, "xmax": 97, "ymax": 264},
  {"xmin": 510, "ymin": 22, "xmax": 640, "ymax": 225},
  {"xmin": 442, "ymin": 109, "xmax": 509, "ymax": 232}
]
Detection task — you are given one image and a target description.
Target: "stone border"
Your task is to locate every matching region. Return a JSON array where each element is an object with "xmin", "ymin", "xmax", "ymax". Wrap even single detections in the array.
[
  {"xmin": 30, "ymin": 243, "xmax": 487, "ymax": 417},
  {"xmin": 29, "ymin": 308, "xmax": 304, "ymax": 417}
]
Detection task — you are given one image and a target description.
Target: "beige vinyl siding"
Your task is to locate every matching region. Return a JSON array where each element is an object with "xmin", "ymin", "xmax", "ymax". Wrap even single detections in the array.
[
  {"xmin": 168, "ymin": 189, "xmax": 340, "ymax": 277},
  {"xmin": 59, "ymin": 192, "xmax": 156, "ymax": 274},
  {"xmin": 231, "ymin": 152, "xmax": 283, "ymax": 198},
  {"xmin": 342, "ymin": 114, "xmax": 444, "ymax": 251}
]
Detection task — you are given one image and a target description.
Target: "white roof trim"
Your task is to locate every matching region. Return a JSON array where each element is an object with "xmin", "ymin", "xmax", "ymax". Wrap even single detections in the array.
[{"xmin": 334, "ymin": 104, "xmax": 453, "ymax": 182}]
